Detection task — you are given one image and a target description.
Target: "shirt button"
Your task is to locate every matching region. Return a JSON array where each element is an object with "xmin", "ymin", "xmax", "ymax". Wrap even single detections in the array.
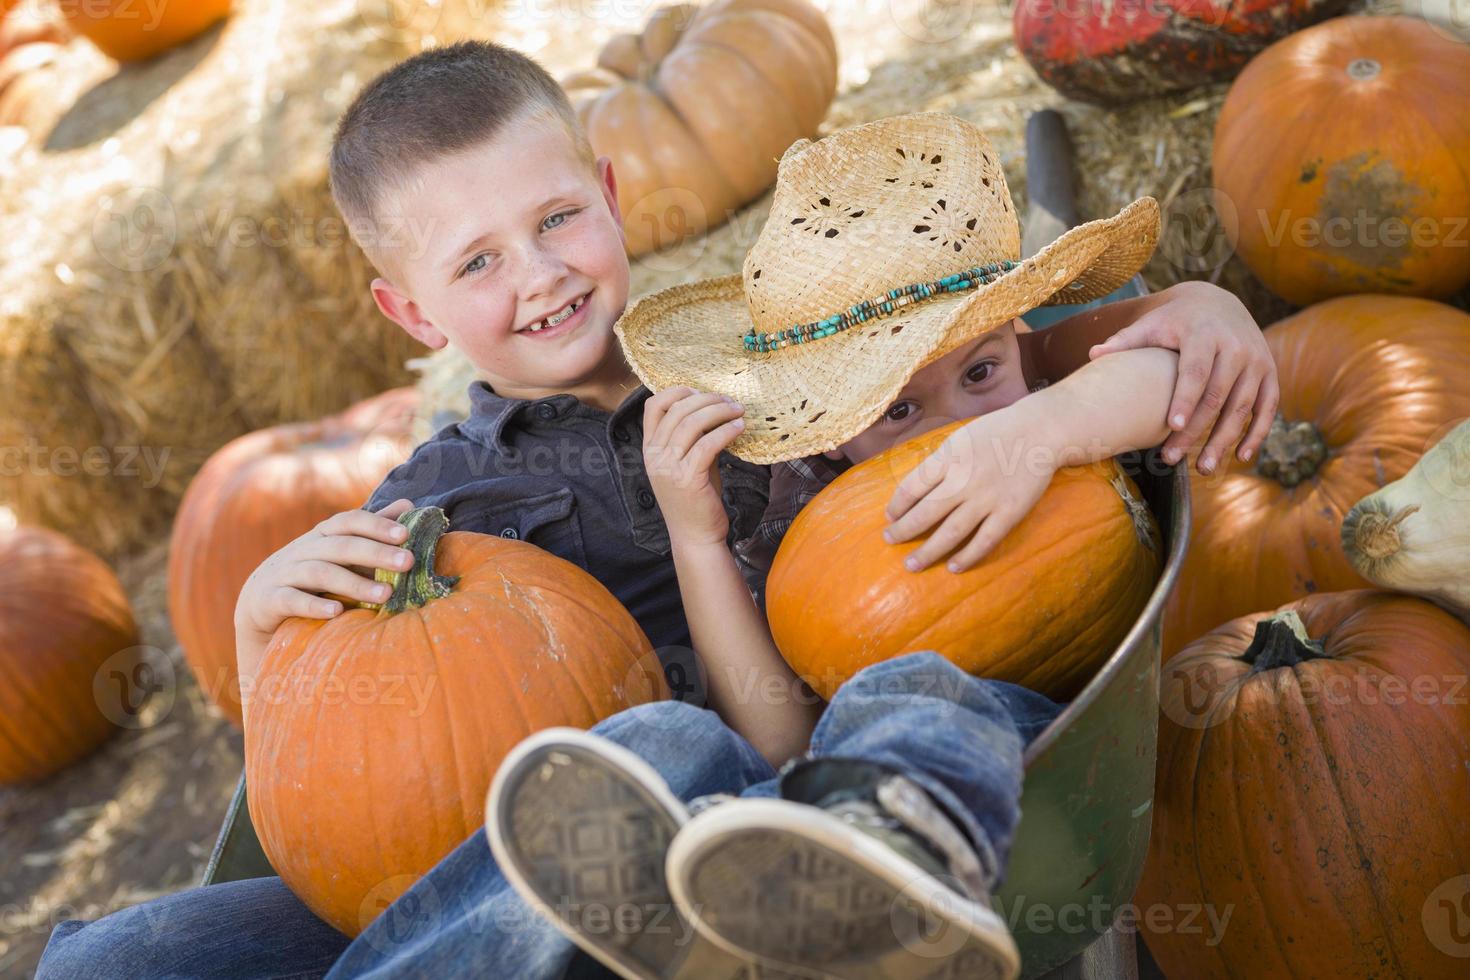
[
  {"xmin": 500, "ymin": 527, "xmax": 518, "ymax": 539},
  {"xmin": 613, "ymin": 427, "xmax": 632, "ymax": 444},
  {"xmin": 536, "ymin": 404, "xmax": 558, "ymax": 421},
  {"xmin": 636, "ymin": 488, "xmax": 656, "ymax": 509}
]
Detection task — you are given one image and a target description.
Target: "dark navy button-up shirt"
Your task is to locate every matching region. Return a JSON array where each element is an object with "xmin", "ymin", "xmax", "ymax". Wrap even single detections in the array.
[{"xmin": 361, "ymin": 381, "xmax": 772, "ymax": 655}]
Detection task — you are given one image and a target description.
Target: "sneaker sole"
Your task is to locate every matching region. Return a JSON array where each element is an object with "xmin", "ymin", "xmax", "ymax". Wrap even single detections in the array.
[
  {"xmin": 486, "ymin": 728, "xmax": 711, "ymax": 980},
  {"xmin": 667, "ymin": 800, "xmax": 1021, "ymax": 980}
]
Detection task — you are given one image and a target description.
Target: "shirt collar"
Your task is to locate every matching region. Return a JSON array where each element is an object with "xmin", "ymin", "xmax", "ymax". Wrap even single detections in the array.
[{"xmin": 461, "ymin": 380, "xmax": 652, "ymax": 450}]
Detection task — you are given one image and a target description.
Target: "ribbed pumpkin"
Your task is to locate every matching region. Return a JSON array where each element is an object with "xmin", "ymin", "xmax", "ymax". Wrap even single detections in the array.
[
  {"xmin": 1014, "ymin": 0, "xmax": 1346, "ymax": 105},
  {"xmin": 0, "ymin": 523, "xmax": 139, "ymax": 784},
  {"xmin": 1140, "ymin": 591, "xmax": 1470, "ymax": 978},
  {"xmin": 767, "ymin": 420, "xmax": 1162, "ymax": 700},
  {"xmin": 62, "ymin": 0, "xmax": 230, "ymax": 62},
  {"xmin": 1162, "ymin": 295, "xmax": 1470, "ymax": 659},
  {"xmin": 246, "ymin": 507, "xmax": 668, "ymax": 936},
  {"xmin": 1213, "ymin": 16, "xmax": 1470, "ymax": 305},
  {"xmin": 168, "ymin": 388, "xmax": 419, "ymax": 728},
  {"xmin": 561, "ymin": 0, "xmax": 836, "ymax": 257}
]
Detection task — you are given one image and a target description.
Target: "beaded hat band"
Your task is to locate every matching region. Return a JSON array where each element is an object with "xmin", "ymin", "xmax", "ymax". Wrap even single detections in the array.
[
  {"xmin": 744, "ymin": 260, "xmax": 1021, "ymax": 353},
  {"xmin": 615, "ymin": 113, "xmax": 1161, "ymax": 465}
]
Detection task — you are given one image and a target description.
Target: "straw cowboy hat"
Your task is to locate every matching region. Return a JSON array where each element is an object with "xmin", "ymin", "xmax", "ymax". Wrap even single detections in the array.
[{"xmin": 614, "ymin": 112, "xmax": 1160, "ymax": 465}]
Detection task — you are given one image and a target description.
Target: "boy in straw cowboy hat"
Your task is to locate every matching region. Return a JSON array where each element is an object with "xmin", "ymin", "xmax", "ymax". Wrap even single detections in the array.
[
  {"xmin": 485, "ymin": 112, "xmax": 1278, "ymax": 980},
  {"xmin": 38, "ymin": 43, "xmax": 1271, "ymax": 980}
]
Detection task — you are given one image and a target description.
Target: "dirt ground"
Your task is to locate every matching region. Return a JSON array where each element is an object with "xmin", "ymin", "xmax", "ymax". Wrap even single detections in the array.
[{"xmin": 0, "ymin": 0, "xmax": 1437, "ymax": 976}]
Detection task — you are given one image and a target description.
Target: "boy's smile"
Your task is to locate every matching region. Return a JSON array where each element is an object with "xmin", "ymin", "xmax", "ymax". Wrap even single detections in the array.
[{"xmin": 368, "ymin": 111, "xmax": 635, "ymax": 411}]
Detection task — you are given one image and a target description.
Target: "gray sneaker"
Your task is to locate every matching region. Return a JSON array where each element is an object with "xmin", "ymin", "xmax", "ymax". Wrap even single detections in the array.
[
  {"xmin": 486, "ymin": 729, "xmax": 821, "ymax": 980},
  {"xmin": 665, "ymin": 763, "xmax": 1020, "ymax": 980}
]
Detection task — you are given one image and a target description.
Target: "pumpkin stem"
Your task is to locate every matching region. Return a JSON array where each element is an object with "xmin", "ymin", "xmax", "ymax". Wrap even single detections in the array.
[
  {"xmin": 1350, "ymin": 504, "xmax": 1420, "ymax": 561},
  {"xmin": 1241, "ymin": 610, "xmax": 1328, "ymax": 673},
  {"xmin": 353, "ymin": 506, "xmax": 459, "ymax": 615},
  {"xmin": 1256, "ymin": 414, "xmax": 1328, "ymax": 488}
]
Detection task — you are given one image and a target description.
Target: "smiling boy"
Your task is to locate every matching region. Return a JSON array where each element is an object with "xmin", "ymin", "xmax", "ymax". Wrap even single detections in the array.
[{"xmin": 37, "ymin": 42, "xmax": 1275, "ymax": 980}]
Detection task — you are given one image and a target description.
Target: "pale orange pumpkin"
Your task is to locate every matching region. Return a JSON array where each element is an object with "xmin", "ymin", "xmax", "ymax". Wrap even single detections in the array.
[
  {"xmin": 767, "ymin": 420, "xmax": 1162, "ymax": 700},
  {"xmin": 0, "ymin": 523, "xmax": 139, "ymax": 784},
  {"xmin": 562, "ymin": 0, "xmax": 837, "ymax": 256},
  {"xmin": 1140, "ymin": 591, "xmax": 1470, "ymax": 978},
  {"xmin": 168, "ymin": 388, "xmax": 419, "ymax": 728},
  {"xmin": 1213, "ymin": 16, "xmax": 1470, "ymax": 305},
  {"xmin": 1162, "ymin": 295, "xmax": 1470, "ymax": 659},
  {"xmin": 62, "ymin": 0, "xmax": 230, "ymax": 62},
  {"xmin": 245, "ymin": 507, "xmax": 669, "ymax": 936}
]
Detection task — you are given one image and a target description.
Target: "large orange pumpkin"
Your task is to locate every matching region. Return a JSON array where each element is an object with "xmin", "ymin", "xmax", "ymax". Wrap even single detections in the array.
[
  {"xmin": 168, "ymin": 388, "xmax": 419, "ymax": 728},
  {"xmin": 562, "ymin": 0, "xmax": 836, "ymax": 256},
  {"xmin": 0, "ymin": 523, "xmax": 139, "ymax": 784},
  {"xmin": 1162, "ymin": 295, "xmax": 1470, "ymax": 659},
  {"xmin": 768, "ymin": 421, "xmax": 1162, "ymax": 700},
  {"xmin": 245, "ymin": 507, "xmax": 668, "ymax": 936},
  {"xmin": 62, "ymin": 0, "xmax": 230, "ymax": 62},
  {"xmin": 1140, "ymin": 591, "xmax": 1470, "ymax": 978},
  {"xmin": 1213, "ymin": 16, "xmax": 1470, "ymax": 305}
]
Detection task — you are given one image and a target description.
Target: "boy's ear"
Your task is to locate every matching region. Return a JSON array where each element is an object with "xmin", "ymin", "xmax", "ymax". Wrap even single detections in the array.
[
  {"xmin": 596, "ymin": 155, "xmax": 623, "ymax": 231},
  {"xmin": 371, "ymin": 278, "xmax": 448, "ymax": 350}
]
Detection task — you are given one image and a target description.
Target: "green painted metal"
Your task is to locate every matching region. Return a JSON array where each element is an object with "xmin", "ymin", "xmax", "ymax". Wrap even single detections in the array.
[
  {"xmin": 203, "ymin": 451, "xmax": 1189, "ymax": 980},
  {"xmin": 1000, "ymin": 450, "xmax": 1189, "ymax": 977}
]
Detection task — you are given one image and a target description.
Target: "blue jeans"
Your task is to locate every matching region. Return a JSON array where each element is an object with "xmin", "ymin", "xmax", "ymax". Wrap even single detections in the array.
[{"xmin": 37, "ymin": 652, "xmax": 1060, "ymax": 979}]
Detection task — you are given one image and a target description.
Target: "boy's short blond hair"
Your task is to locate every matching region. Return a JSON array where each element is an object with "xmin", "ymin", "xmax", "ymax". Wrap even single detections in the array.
[{"xmin": 329, "ymin": 40, "xmax": 595, "ymax": 268}]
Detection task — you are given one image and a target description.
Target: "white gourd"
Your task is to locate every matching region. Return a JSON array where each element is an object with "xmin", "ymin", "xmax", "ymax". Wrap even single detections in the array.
[{"xmin": 1341, "ymin": 418, "xmax": 1470, "ymax": 622}]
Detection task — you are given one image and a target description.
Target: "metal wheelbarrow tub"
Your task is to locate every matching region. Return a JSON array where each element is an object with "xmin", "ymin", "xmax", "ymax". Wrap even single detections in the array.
[
  {"xmin": 204, "ymin": 450, "xmax": 1188, "ymax": 979},
  {"xmin": 999, "ymin": 448, "xmax": 1188, "ymax": 977}
]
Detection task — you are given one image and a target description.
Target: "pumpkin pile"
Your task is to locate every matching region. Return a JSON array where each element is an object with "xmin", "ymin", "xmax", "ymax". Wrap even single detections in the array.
[
  {"xmin": 0, "ymin": 522, "xmax": 139, "ymax": 785},
  {"xmin": 767, "ymin": 420, "xmax": 1162, "ymax": 701},
  {"xmin": 1162, "ymin": 294, "xmax": 1470, "ymax": 659},
  {"xmin": 562, "ymin": 0, "xmax": 837, "ymax": 256},
  {"xmin": 168, "ymin": 388, "xmax": 420, "ymax": 728},
  {"xmin": 1140, "ymin": 592, "xmax": 1470, "ymax": 978},
  {"xmin": 1214, "ymin": 15, "xmax": 1470, "ymax": 305},
  {"xmin": 246, "ymin": 507, "xmax": 669, "ymax": 936}
]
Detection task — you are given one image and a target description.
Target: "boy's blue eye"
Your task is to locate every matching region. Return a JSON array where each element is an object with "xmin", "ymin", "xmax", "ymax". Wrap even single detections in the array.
[
  {"xmin": 464, "ymin": 254, "xmax": 487, "ymax": 276},
  {"xmin": 543, "ymin": 209, "xmax": 578, "ymax": 231}
]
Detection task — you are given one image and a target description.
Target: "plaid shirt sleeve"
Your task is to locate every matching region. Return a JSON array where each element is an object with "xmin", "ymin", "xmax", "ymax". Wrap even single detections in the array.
[{"xmin": 732, "ymin": 453, "xmax": 850, "ymax": 612}]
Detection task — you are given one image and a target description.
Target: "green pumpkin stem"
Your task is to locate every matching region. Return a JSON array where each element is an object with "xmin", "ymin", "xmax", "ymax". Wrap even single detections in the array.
[
  {"xmin": 1242, "ymin": 610, "xmax": 1328, "ymax": 673},
  {"xmin": 354, "ymin": 506, "xmax": 459, "ymax": 614},
  {"xmin": 1256, "ymin": 414, "xmax": 1327, "ymax": 488}
]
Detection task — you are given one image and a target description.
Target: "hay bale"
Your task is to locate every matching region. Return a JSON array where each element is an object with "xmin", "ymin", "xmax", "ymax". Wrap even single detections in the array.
[{"xmin": 0, "ymin": 0, "xmax": 515, "ymax": 559}]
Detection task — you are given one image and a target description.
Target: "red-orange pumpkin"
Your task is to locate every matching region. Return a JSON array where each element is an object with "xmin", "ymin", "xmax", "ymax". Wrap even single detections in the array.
[
  {"xmin": 62, "ymin": 0, "xmax": 230, "ymax": 62},
  {"xmin": 245, "ymin": 507, "xmax": 669, "ymax": 936},
  {"xmin": 0, "ymin": 523, "xmax": 139, "ymax": 784},
  {"xmin": 768, "ymin": 420, "xmax": 1162, "ymax": 700},
  {"xmin": 1140, "ymin": 591, "xmax": 1470, "ymax": 978},
  {"xmin": 1162, "ymin": 295, "xmax": 1470, "ymax": 659},
  {"xmin": 168, "ymin": 388, "xmax": 419, "ymax": 728},
  {"xmin": 1214, "ymin": 16, "xmax": 1470, "ymax": 305},
  {"xmin": 562, "ymin": 0, "xmax": 836, "ymax": 256}
]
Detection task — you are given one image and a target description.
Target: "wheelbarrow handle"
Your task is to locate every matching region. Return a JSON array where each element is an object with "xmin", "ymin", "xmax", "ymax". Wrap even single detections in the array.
[{"xmin": 1022, "ymin": 109, "xmax": 1081, "ymax": 258}]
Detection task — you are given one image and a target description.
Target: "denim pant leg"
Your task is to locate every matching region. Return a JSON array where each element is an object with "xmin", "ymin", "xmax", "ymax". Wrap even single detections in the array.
[
  {"xmin": 327, "ymin": 699, "xmax": 779, "ymax": 979},
  {"xmin": 792, "ymin": 651, "xmax": 1062, "ymax": 890},
  {"xmin": 36, "ymin": 876, "xmax": 349, "ymax": 980}
]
